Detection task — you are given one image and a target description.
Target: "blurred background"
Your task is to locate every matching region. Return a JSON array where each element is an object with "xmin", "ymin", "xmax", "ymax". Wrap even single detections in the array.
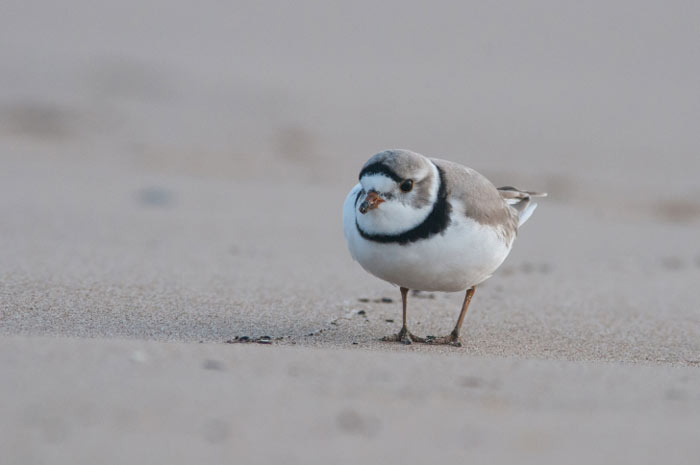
[{"xmin": 3, "ymin": 1, "xmax": 699, "ymax": 185}]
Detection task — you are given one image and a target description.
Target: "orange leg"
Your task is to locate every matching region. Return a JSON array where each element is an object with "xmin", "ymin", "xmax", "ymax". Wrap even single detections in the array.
[
  {"xmin": 425, "ymin": 287, "xmax": 475, "ymax": 347},
  {"xmin": 382, "ymin": 287, "xmax": 426, "ymax": 344}
]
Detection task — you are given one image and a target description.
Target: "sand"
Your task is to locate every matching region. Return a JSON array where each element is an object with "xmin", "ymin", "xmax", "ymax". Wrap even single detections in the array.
[
  {"xmin": 2, "ymin": 1, "xmax": 700, "ymax": 463},
  {"xmin": 3, "ymin": 336, "xmax": 700, "ymax": 465}
]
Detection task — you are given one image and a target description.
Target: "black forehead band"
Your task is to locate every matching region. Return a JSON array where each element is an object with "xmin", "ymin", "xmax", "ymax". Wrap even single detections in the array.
[{"xmin": 358, "ymin": 162, "xmax": 402, "ymax": 183}]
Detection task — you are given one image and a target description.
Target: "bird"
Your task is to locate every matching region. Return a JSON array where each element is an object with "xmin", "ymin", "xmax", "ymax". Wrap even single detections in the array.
[{"xmin": 342, "ymin": 149, "xmax": 546, "ymax": 346}]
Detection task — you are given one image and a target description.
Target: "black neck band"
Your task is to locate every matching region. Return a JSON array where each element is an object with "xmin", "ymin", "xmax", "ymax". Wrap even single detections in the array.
[{"xmin": 356, "ymin": 165, "xmax": 451, "ymax": 245}]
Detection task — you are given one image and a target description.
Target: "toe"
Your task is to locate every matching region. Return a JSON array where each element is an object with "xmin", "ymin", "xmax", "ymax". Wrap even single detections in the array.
[
  {"xmin": 408, "ymin": 332, "xmax": 426, "ymax": 343},
  {"xmin": 423, "ymin": 334, "xmax": 463, "ymax": 347}
]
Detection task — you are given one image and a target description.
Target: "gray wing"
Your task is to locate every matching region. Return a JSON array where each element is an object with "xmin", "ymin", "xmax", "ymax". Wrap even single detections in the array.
[{"xmin": 431, "ymin": 158, "xmax": 520, "ymax": 237}]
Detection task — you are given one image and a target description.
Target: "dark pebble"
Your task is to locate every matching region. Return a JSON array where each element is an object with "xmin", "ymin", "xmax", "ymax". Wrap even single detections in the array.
[
  {"xmin": 380, "ymin": 297, "xmax": 393, "ymax": 303},
  {"xmin": 225, "ymin": 336, "xmax": 255, "ymax": 344},
  {"xmin": 358, "ymin": 298, "xmax": 370, "ymax": 303},
  {"xmin": 411, "ymin": 290, "xmax": 435, "ymax": 299},
  {"xmin": 385, "ymin": 319, "xmax": 394, "ymax": 323},
  {"xmin": 357, "ymin": 310, "xmax": 366, "ymax": 316}
]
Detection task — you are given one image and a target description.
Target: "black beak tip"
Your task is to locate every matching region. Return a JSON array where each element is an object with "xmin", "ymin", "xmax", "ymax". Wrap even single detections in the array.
[{"xmin": 358, "ymin": 202, "xmax": 368, "ymax": 214}]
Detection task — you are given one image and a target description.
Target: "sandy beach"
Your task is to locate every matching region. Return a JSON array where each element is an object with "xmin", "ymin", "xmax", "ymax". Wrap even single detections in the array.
[{"xmin": 2, "ymin": 1, "xmax": 700, "ymax": 463}]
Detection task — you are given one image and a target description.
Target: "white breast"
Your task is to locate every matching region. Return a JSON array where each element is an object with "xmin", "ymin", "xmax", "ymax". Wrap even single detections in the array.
[{"xmin": 343, "ymin": 185, "xmax": 513, "ymax": 292}]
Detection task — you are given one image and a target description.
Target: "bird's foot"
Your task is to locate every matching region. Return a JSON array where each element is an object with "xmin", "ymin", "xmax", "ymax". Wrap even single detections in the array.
[
  {"xmin": 382, "ymin": 327, "xmax": 426, "ymax": 345},
  {"xmin": 424, "ymin": 331, "xmax": 463, "ymax": 347}
]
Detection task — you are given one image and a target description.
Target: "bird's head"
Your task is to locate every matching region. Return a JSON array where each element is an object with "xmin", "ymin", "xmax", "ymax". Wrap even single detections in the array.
[{"xmin": 355, "ymin": 149, "xmax": 439, "ymax": 235}]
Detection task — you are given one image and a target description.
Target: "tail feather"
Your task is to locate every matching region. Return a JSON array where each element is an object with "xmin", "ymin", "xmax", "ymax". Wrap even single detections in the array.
[{"xmin": 498, "ymin": 186, "xmax": 547, "ymax": 227}]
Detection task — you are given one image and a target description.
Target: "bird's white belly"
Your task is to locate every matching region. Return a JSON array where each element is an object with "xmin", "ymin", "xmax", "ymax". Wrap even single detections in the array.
[{"xmin": 343, "ymin": 185, "xmax": 513, "ymax": 292}]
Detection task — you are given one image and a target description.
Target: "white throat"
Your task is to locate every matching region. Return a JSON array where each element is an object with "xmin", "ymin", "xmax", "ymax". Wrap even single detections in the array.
[{"xmin": 355, "ymin": 161, "xmax": 440, "ymax": 236}]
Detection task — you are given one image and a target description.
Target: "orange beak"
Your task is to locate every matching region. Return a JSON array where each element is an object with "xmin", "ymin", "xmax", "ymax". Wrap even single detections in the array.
[{"xmin": 358, "ymin": 191, "xmax": 384, "ymax": 214}]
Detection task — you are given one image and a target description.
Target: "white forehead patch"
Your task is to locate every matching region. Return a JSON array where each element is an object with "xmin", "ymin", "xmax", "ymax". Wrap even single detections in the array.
[{"xmin": 360, "ymin": 174, "xmax": 398, "ymax": 193}]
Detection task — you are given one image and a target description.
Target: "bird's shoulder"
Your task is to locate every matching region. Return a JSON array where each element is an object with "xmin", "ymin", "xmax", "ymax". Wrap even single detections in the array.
[{"xmin": 430, "ymin": 158, "xmax": 517, "ymax": 229}]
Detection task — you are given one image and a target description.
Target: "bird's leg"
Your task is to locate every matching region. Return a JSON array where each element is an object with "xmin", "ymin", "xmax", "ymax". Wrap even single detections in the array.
[
  {"xmin": 382, "ymin": 287, "xmax": 425, "ymax": 344},
  {"xmin": 426, "ymin": 287, "xmax": 475, "ymax": 347}
]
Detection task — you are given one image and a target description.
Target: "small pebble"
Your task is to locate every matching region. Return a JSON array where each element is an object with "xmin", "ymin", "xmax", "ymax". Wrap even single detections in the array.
[
  {"xmin": 358, "ymin": 298, "xmax": 370, "ymax": 303},
  {"xmin": 411, "ymin": 290, "xmax": 435, "ymax": 299},
  {"xmin": 357, "ymin": 310, "xmax": 366, "ymax": 316},
  {"xmin": 380, "ymin": 297, "xmax": 393, "ymax": 303},
  {"xmin": 385, "ymin": 319, "xmax": 394, "ymax": 323}
]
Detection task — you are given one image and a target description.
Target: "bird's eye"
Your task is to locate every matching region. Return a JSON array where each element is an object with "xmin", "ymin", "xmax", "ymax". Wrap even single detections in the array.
[{"xmin": 400, "ymin": 179, "xmax": 413, "ymax": 192}]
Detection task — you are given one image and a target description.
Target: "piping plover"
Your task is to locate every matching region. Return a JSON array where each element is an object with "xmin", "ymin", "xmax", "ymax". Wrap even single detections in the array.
[{"xmin": 343, "ymin": 149, "xmax": 546, "ymax": 346}]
